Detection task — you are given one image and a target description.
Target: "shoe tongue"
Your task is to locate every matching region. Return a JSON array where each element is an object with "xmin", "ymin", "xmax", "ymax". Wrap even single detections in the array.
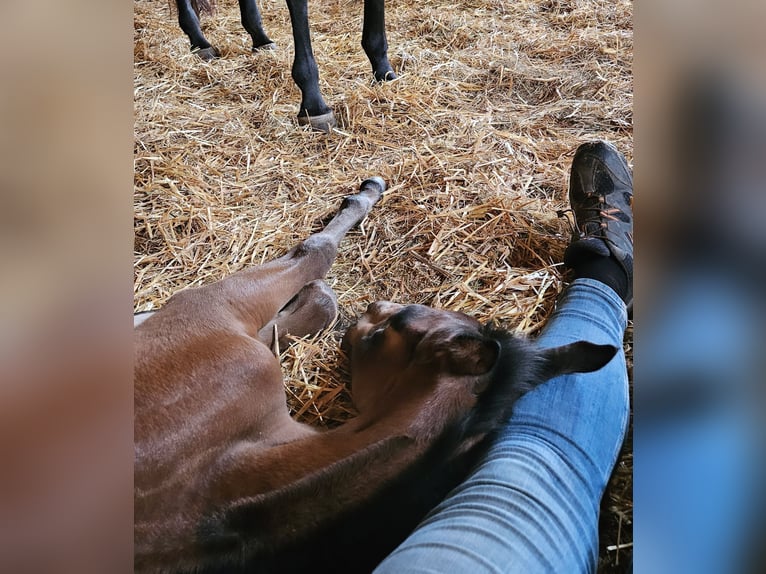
[{"xmin": 566, "ymin": 237, "xmax": 611, "ymax": 260}]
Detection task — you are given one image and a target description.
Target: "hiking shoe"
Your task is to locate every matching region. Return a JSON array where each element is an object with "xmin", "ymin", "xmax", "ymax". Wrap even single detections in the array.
[{"xmin": 563, "ymin": 141, "xmax": 633, "ymax": 309}]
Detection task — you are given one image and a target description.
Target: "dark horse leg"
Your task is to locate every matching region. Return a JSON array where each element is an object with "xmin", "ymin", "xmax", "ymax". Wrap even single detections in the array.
[
  {"xmin": 285, "ymin": 0, "xmax": 336, "ymax": 132},
  {"xmin": 176, "ymin": 0, "xmax": 219, "ymax": 60},
  {"xmin": 362, "ymin": 0, "xmax": 396, "ymax": 82},
  {"xmin": 238, "ymin": 0, "xmax": 277, "ymax": 51}
]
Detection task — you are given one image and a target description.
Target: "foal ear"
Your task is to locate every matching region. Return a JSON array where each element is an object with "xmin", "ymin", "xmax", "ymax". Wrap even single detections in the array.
[
  {"xmin": 444, "ymin": 333, "xmax": 501, "ymax": 376},
  {"xmin": 537, "ymin": 342, "xmax": 618, "ymax": 381}
]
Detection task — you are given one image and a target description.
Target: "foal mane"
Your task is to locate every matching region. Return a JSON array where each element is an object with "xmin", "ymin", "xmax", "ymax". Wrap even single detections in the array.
[{"xmin": 459, "ymin": 323, "xmax": 552, "ymax": 439}]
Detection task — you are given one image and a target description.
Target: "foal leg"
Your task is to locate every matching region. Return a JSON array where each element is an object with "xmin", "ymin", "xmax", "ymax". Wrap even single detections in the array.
[
  {"xmin": 257, "ymin": 280, "xmax": 337, "ymax": 351},
  {"xmin": 176, "ymin": 0, "xmax": 219, "ymax": 60},
  {"xmin": 362, "ymin": 0, "xmax": 396, "ymax": 82},
  {"xmin": 214, "ymin": 177, "xmax": 385, "ymax": 334},
  {"xmin": 285, "ymin": 0, "xmax": 336, "ymax": 132},
  {"xmin": 238, "ymin": 0, "xmax": 276, "ymax": 51}
]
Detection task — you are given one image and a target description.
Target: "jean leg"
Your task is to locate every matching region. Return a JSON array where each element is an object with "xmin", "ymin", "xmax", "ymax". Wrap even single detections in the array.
[{"xmin": 374, "ymin": 278, "xmax": 630, "ymax": 574}]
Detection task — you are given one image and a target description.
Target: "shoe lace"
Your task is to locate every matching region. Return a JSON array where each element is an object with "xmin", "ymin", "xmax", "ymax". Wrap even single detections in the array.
[{"xmin": 558, "ymin": 194, "xmax": 629, "ymax": 240}]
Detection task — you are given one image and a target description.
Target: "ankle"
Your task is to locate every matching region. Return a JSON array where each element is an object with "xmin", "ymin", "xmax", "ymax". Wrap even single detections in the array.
[{"xmin": 571, "ymin": 255, "xmax": 631, "ymax": 304}]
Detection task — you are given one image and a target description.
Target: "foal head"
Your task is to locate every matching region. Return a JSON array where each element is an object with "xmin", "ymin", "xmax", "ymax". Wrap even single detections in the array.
[{"xmin": 343, "ymin": 302, "xmax": 617, "ymax": 439}]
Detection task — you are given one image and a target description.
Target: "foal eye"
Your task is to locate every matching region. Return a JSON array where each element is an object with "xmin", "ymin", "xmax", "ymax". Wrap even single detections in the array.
[
  {"xmin": 365, "ymin": 325, "xmax": 388, "ymax": 346},
  {"xmin": 370, "ymin": 327, "xmax": 385, "ymax": 342}
]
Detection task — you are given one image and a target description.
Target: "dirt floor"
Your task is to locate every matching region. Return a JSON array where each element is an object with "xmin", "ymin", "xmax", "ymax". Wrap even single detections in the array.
[{"xmin": 134, "ymin": 0, "xmax": 633, "ymax": 569}]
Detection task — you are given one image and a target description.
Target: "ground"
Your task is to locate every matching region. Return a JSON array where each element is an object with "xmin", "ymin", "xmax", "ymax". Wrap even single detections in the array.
[{"xmin": 134, "ymin": 0, "xmax": 633, "ymax": 569}]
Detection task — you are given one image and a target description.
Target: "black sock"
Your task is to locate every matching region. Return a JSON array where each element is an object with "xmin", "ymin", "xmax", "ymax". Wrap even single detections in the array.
[{"xmin": 572, "ymin": 255, "xmax": 630, "ymax": 303}]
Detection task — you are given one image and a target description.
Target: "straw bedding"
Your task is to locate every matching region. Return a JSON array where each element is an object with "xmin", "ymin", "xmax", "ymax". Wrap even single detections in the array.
[{"xmin": 134, "ymin": 0, "xmax": 633, "ymax": 569}]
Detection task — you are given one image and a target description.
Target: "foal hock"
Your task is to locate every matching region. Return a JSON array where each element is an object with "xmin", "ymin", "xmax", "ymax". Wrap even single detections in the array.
[{"xmin": 135, "ymin": 177, "xmax": 617, "ymax": 573}]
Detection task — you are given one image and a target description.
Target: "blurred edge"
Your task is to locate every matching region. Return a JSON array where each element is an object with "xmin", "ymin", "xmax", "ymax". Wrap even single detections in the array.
[
  {"xmin": 636, "ymin": 0, "xmax": 766, "ymax": 572},
  {"xmin": 0, "ymin": 0, "xmax": 134, "ymax": 572}
]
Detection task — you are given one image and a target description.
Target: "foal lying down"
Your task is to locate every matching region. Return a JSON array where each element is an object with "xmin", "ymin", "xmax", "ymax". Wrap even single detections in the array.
[{"xmin": 134, "ymin": 178, "xmax": 616, "ymax": 574}]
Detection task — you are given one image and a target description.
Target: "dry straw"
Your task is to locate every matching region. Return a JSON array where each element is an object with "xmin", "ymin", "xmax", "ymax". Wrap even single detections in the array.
[{"xmin": 134, "ymin": 0, "xmax": 632, "ymax": 568}]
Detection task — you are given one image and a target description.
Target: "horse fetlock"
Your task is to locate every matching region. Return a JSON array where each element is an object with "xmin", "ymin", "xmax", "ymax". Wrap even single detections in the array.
[
  {"xmin": 292, "ymin": 236, "xmax": 337, "ymax": 268},
  {"xmin": 336, "ymin": 177, "xmax": 385, "ymax": 213},
  {"xmin": 367, "ymin": 54, "xmax": 396, "ymax": 83}
]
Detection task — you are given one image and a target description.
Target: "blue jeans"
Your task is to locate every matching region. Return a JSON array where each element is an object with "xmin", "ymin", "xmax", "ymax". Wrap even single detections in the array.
[{"xmin": 374, "ymin": 278, "xmax": 630, "ymax": 574}]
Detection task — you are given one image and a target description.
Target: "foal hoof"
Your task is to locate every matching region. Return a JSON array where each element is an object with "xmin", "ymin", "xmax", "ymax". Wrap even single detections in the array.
[
  {"xmin": 193, "ymin": 46, "xmax": 220, "ymax": 61},
  {"xmin": 359, "ymin": 176, "xmax": 386, "ymax": 199},
  {"xmin": 252, "ymin": 42, "xmax": 277, "ymax": 52},
  {"xmin": 297, "ymin": 111, "xmax": 337, "ymax": 133}
]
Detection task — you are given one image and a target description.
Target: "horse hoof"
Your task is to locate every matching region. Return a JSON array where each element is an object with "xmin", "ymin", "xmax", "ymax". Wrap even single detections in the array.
[
  {"xmin": 255, "ymin": 42, "xmax": 277, "ymax": 51},
  {"xmin": 359, "ymin": 176, "xmax": 386, "ymax": 199},
  {"xmin": 374, "ymin": 69, "xmax": 398, "ymax": 83},
  {"xmin": 193, "ymin": 47, "xmax": 220, "ymax": 61},
  {"xmin": 253, "ymin": 42, "xmax": 277, "ymax": 52},
  {"xmin": 297, "ymin": 111, "xmax": 336, "ymax": 133}
]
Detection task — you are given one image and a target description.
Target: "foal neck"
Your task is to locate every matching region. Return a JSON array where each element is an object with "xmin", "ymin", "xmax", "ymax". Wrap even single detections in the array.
[{"xmin": 201, "ymin": 403, "xmax": 475, "ymax": 573}]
